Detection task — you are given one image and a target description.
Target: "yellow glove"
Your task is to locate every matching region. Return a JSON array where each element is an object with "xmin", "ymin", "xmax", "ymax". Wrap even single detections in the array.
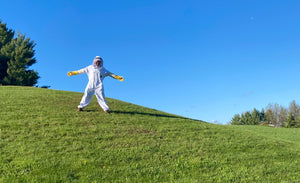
[
  {"xmin": 67, "ymin": 71, "xmax": 79, "ymax": 76},
  {"xmin": 114, "ymin": 75, "xmax": 124, "ymax": 81}
]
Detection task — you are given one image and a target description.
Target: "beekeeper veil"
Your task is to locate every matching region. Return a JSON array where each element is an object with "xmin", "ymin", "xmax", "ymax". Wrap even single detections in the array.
[{"xmin": 93, "ymin": 56, "xmax": 103, "ymax": 68}]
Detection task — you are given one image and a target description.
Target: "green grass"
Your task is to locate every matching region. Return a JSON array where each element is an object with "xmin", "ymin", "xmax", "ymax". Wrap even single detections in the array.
[{"xmin": 1, "ymin": 86, "xmax": 300, "ymax": 182}]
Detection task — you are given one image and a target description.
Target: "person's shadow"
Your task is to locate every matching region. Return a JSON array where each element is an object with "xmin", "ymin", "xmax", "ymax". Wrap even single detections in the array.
[
  {"xmin": 110, "ymin": 110, "xmax": 198, "ymax": 121},
  {"xmin": 80, "ymin": 109, "xmax": 200, "ymax": 121}
]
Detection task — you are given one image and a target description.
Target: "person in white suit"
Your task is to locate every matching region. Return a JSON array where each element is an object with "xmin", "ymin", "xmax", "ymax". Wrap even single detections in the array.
[{"xmin": 67, "ymin": 56, "xmax": 123, "ymax": 113}]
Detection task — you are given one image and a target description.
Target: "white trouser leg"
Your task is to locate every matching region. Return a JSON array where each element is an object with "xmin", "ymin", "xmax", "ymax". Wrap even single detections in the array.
[
  {"xmin": 95, "ymin": 87, "xmax": 109, "ymax": 111},
  {"xmin": 78, "ymin": 88, "xmax": 95, "ymax": 109}
]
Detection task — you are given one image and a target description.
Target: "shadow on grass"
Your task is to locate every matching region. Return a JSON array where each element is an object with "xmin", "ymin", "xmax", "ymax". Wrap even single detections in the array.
[
  {"xmin": 83, "ymin": 109, "xmax": 98, "ymax": 112},
  {"xmin": 111, "ymin": 110, "xmax": 197, "ymax": 121},
  {"xmin": 78, "ymin": 109, "xmax": 201, "ymax": 121}
]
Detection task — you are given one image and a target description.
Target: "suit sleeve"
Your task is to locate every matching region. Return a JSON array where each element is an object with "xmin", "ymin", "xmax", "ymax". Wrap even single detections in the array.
[{"xmin": 77, "ymin": 67, "xmax": 88, "ymax": 74}]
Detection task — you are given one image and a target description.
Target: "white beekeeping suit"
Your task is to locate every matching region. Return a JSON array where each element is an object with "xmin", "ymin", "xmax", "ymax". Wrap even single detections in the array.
[{"xmin": 68, "ymin": 56, "xmax": 123, "ymax": 113}]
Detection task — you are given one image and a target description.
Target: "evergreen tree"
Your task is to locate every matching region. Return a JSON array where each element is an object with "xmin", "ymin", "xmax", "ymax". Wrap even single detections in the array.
[
  {"xmin": 244, "ymin": 111, "xmax": 252, "ymax": 125},
  {"xmin": 251, "ymin": 108, "xmax": 261, "ymax": 125},
  {"xmin": 0, "ymin": 20, "xmax": 14, "ymax": 82},
  {"xmin": 240, "ymin": 113, "xmax": 246, "ymax": 125},
  {"xmin": 231, "ymin": 114, "xmax": 242, "ymax": 125},
  {"xmin": 0, "ymin": 20, "xmax": 39, "ymax": 86},
  {"xmin": 286, "ymin": 112, "xmax": 296, "ymax": 128},
  {"xmin": 260, "ymin": 108, "xmax": 266, "ymax": 122}
]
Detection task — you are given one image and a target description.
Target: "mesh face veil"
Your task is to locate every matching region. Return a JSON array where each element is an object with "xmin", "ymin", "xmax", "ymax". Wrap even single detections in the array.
[{"xmin": 93, "ymin": 56, "xmax": 103, "ymax": 68}]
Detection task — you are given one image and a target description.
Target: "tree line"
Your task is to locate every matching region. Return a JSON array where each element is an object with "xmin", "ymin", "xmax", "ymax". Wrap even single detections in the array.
[
  {"xmin": 230, "ymin": 100, "xmax": 299, "ymax": 128},
  {"xmin": 0, "ymin": 19, "xmax": 39, "ymax": 86}
]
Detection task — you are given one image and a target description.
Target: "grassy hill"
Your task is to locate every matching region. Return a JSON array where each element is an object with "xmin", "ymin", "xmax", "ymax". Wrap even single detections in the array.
[{"xmin": 1, "ymin": 86, "xmax": 300, "ymax": 182}]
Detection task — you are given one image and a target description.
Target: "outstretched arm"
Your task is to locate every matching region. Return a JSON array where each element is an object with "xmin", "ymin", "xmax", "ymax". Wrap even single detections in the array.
[
  {"xmin": 67, "ymin": 68, "xmax": 86, "ymax": 76},
  {"xmin": 108, "ymin": 72, "xmax": 124, "ymax": 81}
]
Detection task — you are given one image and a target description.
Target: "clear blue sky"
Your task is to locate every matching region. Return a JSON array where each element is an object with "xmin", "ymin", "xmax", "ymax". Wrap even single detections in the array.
[{"xmin": 1, "ymin": 0, "xmax": 300, "ymax": 124}]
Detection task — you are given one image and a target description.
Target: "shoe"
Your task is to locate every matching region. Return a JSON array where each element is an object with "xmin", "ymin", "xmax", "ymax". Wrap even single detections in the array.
[
  {"xmin": 77, "ymin": 108, "xmax": 83, "ymax": 112},
  {"xmin": 104, "ymin": 110, "xmax": 110, "ymax": 114}
]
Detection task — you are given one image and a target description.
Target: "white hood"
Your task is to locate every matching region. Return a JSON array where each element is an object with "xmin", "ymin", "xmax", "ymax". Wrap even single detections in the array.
[{"xmin": 93, "ymin": 56, "xmax": 103, "ymax": 69}]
